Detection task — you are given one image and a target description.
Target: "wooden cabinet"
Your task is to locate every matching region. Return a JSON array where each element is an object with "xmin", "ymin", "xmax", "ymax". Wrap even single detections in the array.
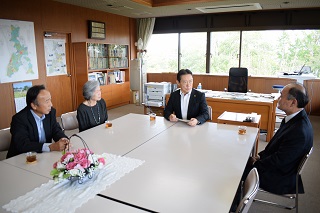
[{"xmin": 73, "ymin": 42, "xmax": 130, "ymax": 109}]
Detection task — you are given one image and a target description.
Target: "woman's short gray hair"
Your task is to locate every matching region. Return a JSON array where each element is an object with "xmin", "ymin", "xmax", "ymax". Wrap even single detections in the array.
[{"xmin": 83, "ymin": 80, "xmax": 99, "ymax": 100}]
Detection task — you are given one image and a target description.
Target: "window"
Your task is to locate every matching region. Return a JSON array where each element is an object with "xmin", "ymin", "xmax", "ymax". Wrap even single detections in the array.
[
  {"xmin": 145, "ymin": 30, "xmax": 320, "ymax": 77},
  {"xmin": 180, "ymin": 32, "xmax": 207, "ymax": 73},
  {"xmin": 210, "ymin": 31, "xmax": 240, "ymax": 74},
  {"xmin": 144, "ymin": 33, "xmax": 178, "ymax": 73},
  {"xmin": 241, "ymin": 30, "xmax": 320, "ymax": 76}
]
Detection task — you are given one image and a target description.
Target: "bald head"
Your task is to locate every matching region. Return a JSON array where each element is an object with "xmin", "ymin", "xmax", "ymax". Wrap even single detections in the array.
[{"xmin": 285, "ymin": 83, "xmax": 309, "ymax": 108}]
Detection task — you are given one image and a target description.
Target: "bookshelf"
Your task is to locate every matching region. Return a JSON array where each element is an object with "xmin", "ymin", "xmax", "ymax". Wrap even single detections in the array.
[{"xmin": 73, "ymin": 42, "xmax": 130, "ymax": 108}]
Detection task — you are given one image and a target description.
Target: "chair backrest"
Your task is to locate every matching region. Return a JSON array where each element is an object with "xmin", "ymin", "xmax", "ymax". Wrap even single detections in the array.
[
  {"xmin": 228, "ymin": 67, "xmax": 248, "ymax": 93},
  {"xmin": 298, "ymin": 147, "xmax": 313, "ymax": 175},
  {"xmin": 207, "ymin": 105, "xmax": 212, "ymax": 121},
  {"xmin": 0, "ymin": 128, "xmax": 11, "ymax": 152},
  {"xmin": 61, "ymin": 111, "xmax": 79, "ymax": 131},
  {"xmin": 236, "ymin": 168, "xmax": 259, "ymax": 213}
]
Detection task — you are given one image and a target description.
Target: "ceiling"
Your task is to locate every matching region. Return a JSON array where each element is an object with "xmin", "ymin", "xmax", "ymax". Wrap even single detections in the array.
[{"xmin": 53, "ymin": 0, "xmax": 320, "ymax": 19}]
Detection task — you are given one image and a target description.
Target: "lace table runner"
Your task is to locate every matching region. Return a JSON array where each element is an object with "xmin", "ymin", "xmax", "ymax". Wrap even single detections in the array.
[{"xmin": 3, "ymin": 154, "xmax": 144, "ymax": 213}]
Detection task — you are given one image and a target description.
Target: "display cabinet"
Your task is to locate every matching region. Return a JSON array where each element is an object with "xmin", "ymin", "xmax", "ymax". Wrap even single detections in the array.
[{"xmin": 73, "ymin": 42, "xmax": 130, "ymax": 108}]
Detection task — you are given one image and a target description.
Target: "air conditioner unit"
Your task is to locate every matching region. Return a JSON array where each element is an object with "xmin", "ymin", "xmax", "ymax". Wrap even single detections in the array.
[{"xmin": 196, "ymin": 3, "xmax": 262, "ymax": 13}]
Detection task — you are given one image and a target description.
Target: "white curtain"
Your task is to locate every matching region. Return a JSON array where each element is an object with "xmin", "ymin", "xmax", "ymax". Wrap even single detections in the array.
[{"xmin": 137, "ymin": 18, "xmax": 156, "ymax": 51}]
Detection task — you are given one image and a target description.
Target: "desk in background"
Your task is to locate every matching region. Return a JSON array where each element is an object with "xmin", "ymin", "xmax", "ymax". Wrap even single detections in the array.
[
  {"xmin": 205, "ymin": 91, "xmax": 279, "ymax": 142},
  {"xmin": 278, "ymin": 73, "xmax": 316, "ymax": 84},
  {"xmin": 142, "ymin": 103, "xmax": 164, "ymax": 116}
]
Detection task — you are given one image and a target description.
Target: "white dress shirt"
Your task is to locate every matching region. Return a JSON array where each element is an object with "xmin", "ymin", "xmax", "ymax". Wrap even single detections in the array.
[{"xmin": 180, "ymin": 90, "xmax": 191, "ymax": 120}]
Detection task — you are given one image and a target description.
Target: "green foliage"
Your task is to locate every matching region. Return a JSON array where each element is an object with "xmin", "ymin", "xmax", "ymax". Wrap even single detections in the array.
[{"xmin": 146, "ymin": 30, "xmax": 320, "ymax": 77}]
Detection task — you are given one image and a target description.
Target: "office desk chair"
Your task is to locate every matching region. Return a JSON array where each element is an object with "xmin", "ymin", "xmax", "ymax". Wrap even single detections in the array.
[
  {"xmin": 228, "ymin": 68, "xmax": 248, "ymax": 93},
  {"xmin": 236, "ymin": 168, "xmax": 259, "ymax": 213},
  {"xmin": 0, "ymin": 128, "xmax": 11, "ymax": 160},
  {"xmin": 60, "ymin": 111, "xmax": 79, "ymax": 133},
  {"xmin": 254, "ymin": 147, "xmax": 313, "ymax": 212}
]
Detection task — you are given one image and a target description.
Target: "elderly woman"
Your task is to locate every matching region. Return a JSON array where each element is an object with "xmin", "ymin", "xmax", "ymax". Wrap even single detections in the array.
[{"xmin": 77, "ymin": 80, "xmax": 108, "ymax": 132}]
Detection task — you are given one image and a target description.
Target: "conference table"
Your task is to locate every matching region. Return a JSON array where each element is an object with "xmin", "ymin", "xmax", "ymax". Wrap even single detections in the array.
[{"xmin": 1, "ymin": 113, "xmax": 258, "ymax": 213}]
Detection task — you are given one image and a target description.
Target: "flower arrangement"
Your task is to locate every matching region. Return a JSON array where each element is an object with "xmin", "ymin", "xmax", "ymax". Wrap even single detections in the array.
[{"xmin": 50, "ymin": 148, "xmax": 107, "ymax": 183}]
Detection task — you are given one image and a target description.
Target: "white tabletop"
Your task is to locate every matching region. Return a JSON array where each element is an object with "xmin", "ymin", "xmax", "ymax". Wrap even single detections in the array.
[
  {"xmin": 71, "ymin": 113, "xmax": 175, "ymax": 155},
  {"xmin": 76, "ymin": 196, "xmax": 147, "ymax": 213},
  {"xmin": 0, "ymin": 161, "xmax": 49, "ymax": 210},
  {"xmin": 3, "ymin": 151, "xmax": 67, "ymax": 178},
  {"xmin": 99, "ymin": 121, "xmax": 258, "ymax": 213}
]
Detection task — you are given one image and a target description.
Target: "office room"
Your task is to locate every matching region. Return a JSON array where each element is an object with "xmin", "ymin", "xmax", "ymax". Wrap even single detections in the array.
[{"xmin": 0, "ymin": 0, "xmax": 320, "ymax": 212}]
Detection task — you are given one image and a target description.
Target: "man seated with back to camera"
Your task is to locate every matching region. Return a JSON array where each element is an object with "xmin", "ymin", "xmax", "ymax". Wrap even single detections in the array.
[
  {"xmin": 164, "ymin": 69, "xmax": 209, "ymax": 126},
  {"xmin": 230, "ymin": 82, "xmax": 313, "ymax": 211},
  {"xmin": 7, "ymin": 85, "xmax": 69, "ymax": 158}
]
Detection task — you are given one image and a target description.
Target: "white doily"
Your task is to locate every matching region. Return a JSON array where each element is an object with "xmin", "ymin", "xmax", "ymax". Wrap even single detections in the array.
[{"xmin": 3, "ymin": 154, "xmax": 144, "ymax": 213}]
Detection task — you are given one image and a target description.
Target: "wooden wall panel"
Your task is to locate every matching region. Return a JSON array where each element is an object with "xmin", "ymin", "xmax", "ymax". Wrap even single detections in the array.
[
  {"xmin": 0, "ymin": 85, "xmax": 15, "ymax": 128},
  {"xmin": 0, "ymin": 0, "xmax": 133, "ymax": 129},
  {"xmin": 70, "ymin": 6, "xmax": 130, "ymax": 45},
  {"xmin": 304, "ymin": 79, "xmax": 320, "ymax": 116},
  {"xmin": 248, "ymin": 76, "xmax": 296, "ymax": 93},
  {"xmin": 41, "ymin": 0, "xmax": 73, "ymax": 32}
]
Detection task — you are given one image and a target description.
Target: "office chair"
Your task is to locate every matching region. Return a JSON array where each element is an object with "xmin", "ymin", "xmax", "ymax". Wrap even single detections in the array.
[
  {"xmin": 236, "ymin": 167, "xmax": 260, "ymax": 213},
  {"xmin": 0, "ymin": 128, "xmax": 11, "ymax": 160},
  {"xmin": 60, "ymin": 111, "xmax": 79, "ymax": 132},
  {"xmin": 228, "ymin": 68, "xmax": 248, "ymax": 93},
  {"xmin": 254, "ymin": 147, "xmax": 313, "ymax": 212}
]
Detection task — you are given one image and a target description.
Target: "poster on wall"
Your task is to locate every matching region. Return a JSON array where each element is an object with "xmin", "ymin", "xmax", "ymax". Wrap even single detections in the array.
[
  {"xmin": 0, "ymin": 19, "xmax": 39, "ymax": 83},
  {"xmin": 44, "ymin": 38, "xmax": 67, "ymax": 76},
  {"xmin": 13, "ymin": 81, "xmax": 32, "ymax": 113}
]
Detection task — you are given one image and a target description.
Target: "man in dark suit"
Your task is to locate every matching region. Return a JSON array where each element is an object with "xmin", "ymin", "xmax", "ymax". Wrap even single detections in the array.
[
  {"xmin": 7, "ymin": 85, "xmax": 69, "ymax": 158},
  {"xmin": 231, "ymin": 82, "xmax": 313, "ymax": 211},
  {"xmin": 164, "ymin": 69, "xmax": 209, "ymax": 126}
]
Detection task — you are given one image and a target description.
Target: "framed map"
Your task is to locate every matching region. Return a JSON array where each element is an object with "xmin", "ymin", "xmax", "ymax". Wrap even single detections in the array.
[
  {"xmin": 0, "ymin": 19, "xmax": 39, "ymax": 83},
  {"xmin": 44, "ymin": 38, "xmax": 67, "ymax": 76}
]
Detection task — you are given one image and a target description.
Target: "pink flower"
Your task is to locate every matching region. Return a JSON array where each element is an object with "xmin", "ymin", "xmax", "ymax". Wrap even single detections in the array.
[
  {"xmin": 66, "ymin": 162, "xmax": 77, "ymax": 170},
  {"xmin": 98, "ymin": 157, "xmax": 105, "ymax": 165},
  {"xmin": 79, "ymin": 159, "xmax": 90, "ymax": 168},
  {"xmin": 51, "ymin": 148, "xmax": 107, "ymax": 182}
]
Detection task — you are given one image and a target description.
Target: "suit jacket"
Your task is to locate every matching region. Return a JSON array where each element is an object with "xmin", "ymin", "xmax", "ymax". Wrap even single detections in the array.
[
  {"xmin": 254, "ymin": 109, "xmax": 313, "ymax": 194},
  {"xmin": 7, "ymin": 107, "xmax": 67, "ymax": 158},
  {"xmin": 164, "ymin": 89, "xmax": 209, "ymax": 124}
]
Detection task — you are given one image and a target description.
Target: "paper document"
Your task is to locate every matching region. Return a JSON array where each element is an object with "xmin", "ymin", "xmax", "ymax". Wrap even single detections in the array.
[{"xmin": 178, "ymin": 119, "xmax": 190, "ymax": 123}]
